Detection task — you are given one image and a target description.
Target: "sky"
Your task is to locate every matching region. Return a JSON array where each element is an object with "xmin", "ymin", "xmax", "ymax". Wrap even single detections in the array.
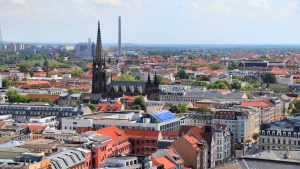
[{"xmin": 0, "ymin": 0, "xmax": 299, "ymax": 44}]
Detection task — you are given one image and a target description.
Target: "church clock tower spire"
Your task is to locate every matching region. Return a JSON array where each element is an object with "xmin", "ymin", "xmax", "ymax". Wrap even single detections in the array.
[{"xmin": 92, "ymin": 21, "xmax": 107, "ymax": 94}]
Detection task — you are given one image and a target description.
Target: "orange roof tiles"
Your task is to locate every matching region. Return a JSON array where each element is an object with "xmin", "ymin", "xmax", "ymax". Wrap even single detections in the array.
[
  {"xmin": 96, "ymin": 125, "xmax": 128, "ymax": 144},
  {"xmin": 218, "ymin": 90, "xmax": 228, "ymax": 93},
  {"xmin": 203, "ymin": 70, "xmax": 215, "ymax": 74},
  {"xmin": 241, "ymin": 102, "xmax": 269, "ymax": 107},
  {"xmin": 123, "ymin": 129, "xmax": 159, "ymax": 139},
  {"xmin": 19, "ymin": 125, "xmax": 46, "ymax": 134},
  {"xmin": 96, "ymin": 103, "xmax": 122, "ymax": 112},
  {"xmin": 215, "ymin": 69, "xmax": 227, "ymax": 73},
  {"xmin": 152, "ymin": 156, "xmax": 176, "ymax": 169}
]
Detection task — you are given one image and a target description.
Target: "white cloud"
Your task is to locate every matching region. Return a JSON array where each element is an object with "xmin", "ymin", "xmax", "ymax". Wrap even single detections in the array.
[
  {"xmin": 93, "ymin": 0, "xmax": 122, "ymax": 6},
  {"xmin": 159, "ymin": 3, "xmax": 172, "ymax": 8},
  {"xmin": 208, "ymin": 6, "xmax": 232, "ymax": 13},
  {"xmin": 287, "ymin": 1, "xmax": 299, "ymax": 9},
  {"xmin": 181, "ymin": 4, "xmax": 188, "ymax": 8},
  {"xmin": 246, "ymin": 0, "xmax": 270, "ymax": 9},
  {"xmin": 10, "ymin": 0, "xmax": 26, "ymax": 5},
  {"xmin": 191, "ymin": 3, "xmax": 199, "ymax": 8}
]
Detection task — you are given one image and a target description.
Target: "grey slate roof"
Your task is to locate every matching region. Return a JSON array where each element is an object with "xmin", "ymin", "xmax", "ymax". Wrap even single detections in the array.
[
  {"xmin": 48, "ymin": 149, "xmax": 86, "ymax": 169},
  {"xmin": 184, "ymin": 92, "xmax": 245, "ymax": 99}
]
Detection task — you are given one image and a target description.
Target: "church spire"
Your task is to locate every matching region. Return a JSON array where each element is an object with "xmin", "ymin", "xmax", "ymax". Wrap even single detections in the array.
[
  {"xmin": 95, "ymin": 20, "xmax": 104, "ymax": 63},
  {"xmin": 154, "ymin": 70, "xmax": 158, "ymax": 84},
  {"xmin": 148, "ymin": 71, "xmax": 151, "ymax": 82}
]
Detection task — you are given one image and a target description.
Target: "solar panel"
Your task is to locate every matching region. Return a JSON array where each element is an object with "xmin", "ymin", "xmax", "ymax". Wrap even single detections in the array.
[{"xmin": 150, "ymin": 110, "xmax": 176, "ymax": 122}]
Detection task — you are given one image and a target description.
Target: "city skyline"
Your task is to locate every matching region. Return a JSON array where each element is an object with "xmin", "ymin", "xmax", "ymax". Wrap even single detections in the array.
[{"xmin": 0, "ymin": 0, "xmax": 299, "ymax": 44}]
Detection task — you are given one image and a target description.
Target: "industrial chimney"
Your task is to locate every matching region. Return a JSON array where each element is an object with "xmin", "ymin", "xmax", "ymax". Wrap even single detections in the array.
[{"xmin": 118, "ymin": 16, "xmax": 121, "ymax": 56}]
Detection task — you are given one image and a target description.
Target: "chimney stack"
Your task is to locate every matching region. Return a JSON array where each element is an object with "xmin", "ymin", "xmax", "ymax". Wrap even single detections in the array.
[{"xmin": 118, "ymin": 16, "xmax": 121, "ymax": 56}]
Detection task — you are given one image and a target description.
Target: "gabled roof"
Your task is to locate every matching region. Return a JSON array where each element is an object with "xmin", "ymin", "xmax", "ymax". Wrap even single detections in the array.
[
  {"xmin": 96, "ymin": 103, "xmax": 122, "ymax": 112},
  {"xmin": 123, "ymin": 129, "xmax": 159, "ymax": 140},
  {"xmin": 178, "ymin": 125, "xmax": 194, "ymax": 137},
  {"xmin": 183, "ymin": 134, "xmax": 201, "ymax": 151},
  {"xmin": 241, "ymin": 102, "xmax": 269, "ymax": 107},
  {"xmin": 152, "ymin": 156, "xmax": 177, "ymax": 169},
  {"xmin": 96, "ymin": 125, "xmax": 129, "ymax": 144},
  {"xmin": 165, "ymin": 148, "xmax": 184, "ymax": 164}
]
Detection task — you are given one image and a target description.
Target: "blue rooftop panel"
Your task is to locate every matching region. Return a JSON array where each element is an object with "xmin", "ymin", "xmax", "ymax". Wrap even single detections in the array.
[{"xmin": 150, "ymin": 110, "xmax": 176, "ymax": 122}]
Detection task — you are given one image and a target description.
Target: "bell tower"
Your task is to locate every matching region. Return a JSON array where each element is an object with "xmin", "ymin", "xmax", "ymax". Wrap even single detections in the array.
[{"xmin": 92, "ymin": 21, "xmax": 107, "ymax": 94}]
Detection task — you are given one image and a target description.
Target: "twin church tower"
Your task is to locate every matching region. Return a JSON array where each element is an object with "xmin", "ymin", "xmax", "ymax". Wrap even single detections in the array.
[{"xmin": 91, "ymin": 21, "xmax": 159, "ymax": 101}]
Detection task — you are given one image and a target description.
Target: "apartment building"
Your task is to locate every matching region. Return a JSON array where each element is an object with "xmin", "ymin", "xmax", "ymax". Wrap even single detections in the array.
[
  {"xmin": 145, "ymin": 101, "xmax": 165, "ymax": 113},
  {"xmin": 213, "ymin": 110, "xmax": 250, "ymax": 143},
  {"xmin": 241, "ymin": 101, "xmax": 271, "ymax": 125},
  {"xmin": 57, "ymin": 93, "xmax": 81, "ymax": 106},
  {"xmin": 214, "ymin": 123, "xmax": 232, "ymax": 166},
  {"xmin": 184, "ymin": 113, "xmax": 213, "ymax": 127},
  {"xmin": 0, "ymin": 104, "xmax": 91, "ymax": 124},
  {"xmin": 259, "ymin": 117, "xmax": 300, "ymax": 151},
  {"xmin": 10, "ymin": 43, "xmax": 24, "ymax": 52},
  {"xmin": 159, "ymin": 85, "xmax": 191, "ymax": 102},
  {"xmin": 43, "ymin": 130, "xmax": 77, "ymax": 142}
]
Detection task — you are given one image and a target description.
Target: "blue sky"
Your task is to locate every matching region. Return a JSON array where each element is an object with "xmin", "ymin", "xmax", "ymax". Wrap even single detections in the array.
[{"xmin": 0, "ymin": 0, "xmax": 299, "ymax": 44}]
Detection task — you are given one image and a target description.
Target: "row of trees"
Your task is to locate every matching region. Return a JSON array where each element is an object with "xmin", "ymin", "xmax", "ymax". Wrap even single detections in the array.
[{"xmin": 6, "ymin": 90, "xmax": 53, "ymax": 105}]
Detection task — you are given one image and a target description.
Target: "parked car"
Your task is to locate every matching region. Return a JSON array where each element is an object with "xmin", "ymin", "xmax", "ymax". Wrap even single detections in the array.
[
  {"xmin": 255, "ymin": 146, "xmax": 259, "ymax": 150},
  {"xmin": 248, "ymin": 145, "xmax": 253, "ymax": 149}
]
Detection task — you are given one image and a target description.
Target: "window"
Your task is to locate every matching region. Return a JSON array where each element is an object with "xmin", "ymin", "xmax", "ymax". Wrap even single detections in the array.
[
  {"xmin": 146, "ymin": 140, "xmax": 150, "ymax": 143},
  {"xmin": 262, "ymin": 138, "xmax": 264, "ymax": 143},
  {"xmin": 137, "ymin": 140, "xmax": 140, "ymax": 145},
  {"xmin": 141, "ymin": 140, "xmax": 144, "ymax": 144},
  {"xmin": 283, "ymin": 140, "xmax": 286, "ymax": 144},
  {"xmin": 152, "ymin": 148, "xmax": 155, "ymax": 151},
  {"xmin": 273, "ymin": 139, "xmax": 275, "ymax": 144},
  {"xmin": 267, "ymin": 139, "xmax": 270, "ymax": 143},
  {"xmin": 278, "ymin": 139, "xmax": 280, "ymax": 144},
  {"xmin": 126, "ymin": 162, "xmax": 129, "ymax": 166},
  {"xmin": 152, "ymin": 140, "xmax": 155, "ymax": 144}
]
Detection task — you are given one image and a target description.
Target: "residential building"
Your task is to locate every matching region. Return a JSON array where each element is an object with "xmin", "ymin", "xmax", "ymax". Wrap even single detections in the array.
[
  {"xmin": 259, "ymin": 117, "xmax": 300, "ymax": 151},
  {"xmin": 222, "ymin": 70, "xmax": 255, "ymax": 77},
  {"xmin": 76, "ymin": 39, "xmax": 93, "ymax": 57},
  {"xmin": 151, "ymin": 148, "xmax": 184, "ymax": 169},
  {"xmin": 124, "ymin": 129, "xmax": 162, "ymax": 155},
  {"xmin": 47, "ymin": 148, "xmax": 87, "ymax": 169},
  {"xmin": 145, "ymin": 101, "xmax": 165, "ymax": 113},
  {"xmin": 169, "ymin": 133, "xmax": 207, "ymax": 169},
  {"xmin": 57, "ymin": 93, "xmax": 81, "ymax": 106},
  {"xmin": 10, "ymin": 43, "xmax": 24, "ymax": 52},
  {"xmin": 100, "ymin": 156, "xmax": 143, "ymax": 168},
  {"xmin": 184, "ymin": 114, "xmax": 213, "ymax": 127},
  {"xmin": 43, "ymin": 130, "xmax": 77, "ymax": 142},
  {"xmin": 242, "ymin": 101, "xmax": 271, "ymax": 125},
  {"xmin": 213, "ymin": 110, "xmax": 250, "ymax": 143},
  {"xmin": 19, "ymin": 125, "xmax": 47, "ymax": 140},
  {"xmin": 180, "ymin": 79, "xmax": 195, "ymax": 85},
  {"xmin": 0, "ymin": 103, "xmax": 91, "ymax": 124},
  {"xmin": 210, "ymin": 74, "xmax": 232, "ymax": 83},
  {"xmin": 276, "ymin": 75, "xmax": 293, "ymax": 84}
]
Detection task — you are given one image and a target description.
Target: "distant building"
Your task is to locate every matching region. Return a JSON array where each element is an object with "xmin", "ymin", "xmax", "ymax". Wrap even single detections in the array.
[
  {"xmin": 17, "ymin": 49, "xmax": 36, "ymax": 54},
  {"xmin": 9, "ymin": 43, "xmax": 24, "ymax": 52},
  {"xmin": 75, "ymin": 38, "xmax": 94, "ymax": 57}
]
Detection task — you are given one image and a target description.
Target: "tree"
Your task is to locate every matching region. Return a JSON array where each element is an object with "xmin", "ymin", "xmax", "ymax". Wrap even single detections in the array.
[
  {"xmin": 238, "ymin": 76, "xmax": 244, "ymax": 81},
  {"xmin": 195, "ymin": 105, "xmax": 210, "ymax": 114},
  {"xmin": 242, "ymin": 85, "xmax": 254, "ymax": 90},
  {"xmin": 40, "ymin": 96, "xmax": 53, "ymax": 105},
  {"xmin": 116, "ymin": 59, "xmax": 119, "ymax": 63},
  {"xmin": 134, "ymin": 75, "xmax": 142, "ymax": 80},
  {"xmin": 108, "ymin": 57, "xmax": 112, "ymax": 63},
  {"xmin": 68, "ymin": 88, "xmax": 80, "ymax": 94},
  {"xmin": 83, "ymin": 67, "xmax": 92, "ymax": 72},
  {"xmin": 87, "ymin": 103, "xmax": 96, "ymax": 111},
  {"xmin": 228, "ymin": 61, "xmax": 238, "ymax": 70},
  {"xmin": 69, "ymin": 69, "xmax": 84, "ymax": 76},
  {"xmin": 18, "ymin": 62, "xmax": 28, "ymax": 72},
  {"xmin": 252, "ymin": 134, "xmax": 259, "ymax": 140},
  {"xmin": 161, "ymin": 82, "xmax": 171, "ymax": 85},
  {"xmin": 128, "ymin": 72, "xmax": 133, "ymax": 76},
  {"xmin": 245, "ymin": 93, "xmax": 253, "ymax": 99},
  {"xmin": 201, "ymin": 75, "xmax": 210, "ymax": 81},
  {"xmin": 29, "ymin": 71, "xmax": 35, "ymax": 77},
  {"xmin": 175, "ymin": 69, "xmax": 189, "ymax": 79},
  {"xmin": 262, "ymin": 72, "xmax": 276, "ymax": 83},
  {"xmin": 133, "ymin": 95, "xmax": 146, "ymax": 110},
  {"xmin": 169, "ymin": 105, "xmax": 181, "ymax": 113},
  {"xmin": 179, "ymin": 104, "xmax": 189, "ymax": 113},
  {"xmin": 2, "ymin": 78, "xmax": 11, "ymax": 89},
  {"xmin": 76, "ymin": 99, "xmax": 83, "ymax": 106},
  {"xmin": 175, "ymin": 77, "xmax": 180, "ymax": 80},
  {"xmin": 43, "ymin": 60, "xmax": 49, "ymax": 66},
  {"xmin": 254, "ymin": 81, "xmax": 260, "ymax": 88},
  {"xmin": 132, "ymin": 105, "xmax": 143, "ymax": 110},
  {"xmin": 156, "ymin": 75, "xmax": 163, "ymax": 85},
  {"xmin": 117, "ymin": 74, "xmax": 134, "ymax": 81},
  {"xmin": 189, "ymin": 81, "xmax": 207, "ymax": 87},
  {"xmin": 218, "ymin": 82, "xmax": 228, "ymax": 89},
  {"xmin": 231, "ymin": 82, "xmax": 241, "ymax": 89}
]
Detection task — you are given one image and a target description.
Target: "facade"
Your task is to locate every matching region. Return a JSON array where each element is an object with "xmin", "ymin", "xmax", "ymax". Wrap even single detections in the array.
[
  {"xmin": 57, "ymin": 93, "xmax": 81, "ymax": 106},
  {"xmin": 258, "ymin": 117, "xmax": 300, "ymax": 151},
  {"xmin": 145, "ymin": 101, "xmax": 165, "ymax": 113},
  {"xmin": 210, "ymin": 74, "xmax": 232, "ymax": 83},
  {"xmin": 214, "ymin": 124, "xmax": 231, "ymax": 166},
  {"xmin": 213, "ymin": 110, "xmax": 250, "ymax": 143},
  {"xmin": 169, "ymin": 133, "xmax": 207, "ymax": 169},
  {"xmin": 276, "ymin": 75, "xmax": 293, "ymax": 85},
  {"xmin": 0, "ymin": 104, "xmax": 91, "ymax": 124},
  {"xmin": 159, "ymin": 85, "xmax": 191, "ymax": 102},
  {"xmin": 10, "ymin": 43, "xmax": 24, "ymax": 52},
  {"xmin": 124, "ymin": 129, "xmax": 162, "ymax": 155},
  {"xmin": 75, "ymin": 40, "xmax": 93, "ymax": 57},
  {"xmin": 180, "ymin": 79, "xmax": 195, "ymax": 85},
  {"xmin": 43, "ymin": 129, "xmax": 77, "ymax": 142},
  {"xmin": 184, "ymin": 114, "xmax": 213, "ymax": 127},
  {"xmin": 222, "ymin": 70, "xmax": 255, "ymax": 77}
]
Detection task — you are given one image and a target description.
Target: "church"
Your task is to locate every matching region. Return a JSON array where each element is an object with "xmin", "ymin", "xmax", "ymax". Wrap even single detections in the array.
[{"xmin": 87, "ymin": 21, "xmax": 159, "ymax": 101}]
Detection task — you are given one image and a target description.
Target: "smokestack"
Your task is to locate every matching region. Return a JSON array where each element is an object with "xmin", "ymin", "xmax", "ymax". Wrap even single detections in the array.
[
  {"xmin": 5, "ymin": 50, "xmax": 6, "ymax": 60},
  {"xmin": 118, "ymin": 16, "xmax": 121, "ymax": 56},
  {"xmin": 46, "ymin": 64, "xmax": 49, "ymax": 77}
]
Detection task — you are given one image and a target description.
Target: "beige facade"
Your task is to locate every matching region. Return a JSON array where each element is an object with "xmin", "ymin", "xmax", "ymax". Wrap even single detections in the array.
[
  {"xmin": 184, "ymin": 114, "xmax": 213, "ymax": 127},
  {"xmin": 145, "ymin": 101, "xmax": 165, "ymax": 113},
  {"xmin": 10, "ymin": 43, "xmax": 24, "ymax": 52}
]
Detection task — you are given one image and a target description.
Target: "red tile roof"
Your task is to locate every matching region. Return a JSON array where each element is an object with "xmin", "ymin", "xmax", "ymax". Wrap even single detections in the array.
[
  {"xmin": 96, "ymin": 103, "xmax": 122, "ymax": 112},
  {"xmin": 241, "ymin": 102, "xmax": 269, "ymax": 107},
  {"xmin": 215, "ymin": 69, "xmax": 227, "ymax": 73},
  {"xmin": 0, "ymin": 122, "xmax": 8, "ymax": 129},
  {"xmin": 96, "ymin": 125, "xmax": 129, "ymax": 144},
  {"xmin": 152, "ymin": 156, "xmax": 176, "ymax": 169},
  {"xmin": 19, "ymin": 125, "xmax": 46, "ymax": 134},
  {"xmin": 183, "ymin": 134, "xmax": 201, "ymax": 151},
  {"xmin": 123, "ymin": 129, "xmax": 159, "ymax": 139}
]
